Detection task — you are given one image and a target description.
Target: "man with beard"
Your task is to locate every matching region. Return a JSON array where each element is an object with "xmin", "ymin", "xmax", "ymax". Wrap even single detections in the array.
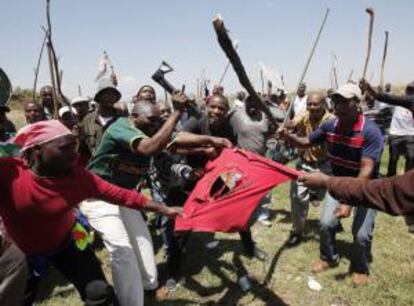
[
  {"xmin": 83, "ymin": 93, "xmax": 230, "ymax": 305},
  {"xmin": 183, "ymin": 93, "xmax": 268, "ymax": 262}
]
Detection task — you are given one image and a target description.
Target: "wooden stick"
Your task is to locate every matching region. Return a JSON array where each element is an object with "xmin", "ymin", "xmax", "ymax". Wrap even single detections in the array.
[
  {"xmin": 362, "ymin": 7, "xmax": 375, "ymax": 79},
  {"xmin": 213, "ymin": 15, "xmax": 278, "ymax": 128},
  {"xmin": 282, "ymin": 8, "xmax": 330, "ymax": 127},
  {"xmin": 260, "ymin": 68, "xmax": 265, "ymax": 96},
  {"xmin": 331, "ymin": 52, "xmax": 339, "ymax": 89},
  {"xmin": 218, "ymin": 41, "xmax": 238, "ymax": 85},
  {"xmin": 33, "ymin": 33, "xmax": 47, "ymax": 102},
  {"xmin": 380, "ymin": 31, "xmax": 389, "ymax": 89},
  {"xmin": 347, "ymin": 69, "xmax": 354, "ymax": 82}
]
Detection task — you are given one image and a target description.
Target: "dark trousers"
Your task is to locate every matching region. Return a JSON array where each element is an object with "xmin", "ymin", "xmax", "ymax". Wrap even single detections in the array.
[
  {"xmin": 387, "ymin": 135, "xmax": 414, "ymax": 228},
  {"xmin": 25, "ymin": 240, "xmax": 117, "ymax": 306},
  {"xmin": 0, "ymin": 241, "xmax": 28, "ymax": 306},
  {"xmin": 387, "ymin": 135, "xmax": 414, "ymax": 176}
]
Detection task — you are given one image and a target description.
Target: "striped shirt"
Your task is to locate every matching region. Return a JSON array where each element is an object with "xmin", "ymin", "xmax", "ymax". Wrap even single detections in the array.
[{"xmin": 309, "ymin": 113, "xmax": 383, "ymax": 177}]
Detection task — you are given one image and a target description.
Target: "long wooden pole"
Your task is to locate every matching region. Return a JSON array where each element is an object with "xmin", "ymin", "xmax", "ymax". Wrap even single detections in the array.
[
  {"xmin": 218, "ymin": 42, "xmax": 239, "ymax": 85},
  {"xmin": 362, "ymin": 7, "xmax": 375, "ymax": 79},
  {"xmin": 33, "ymin": 33, "xmax": 47, "ymax": 101},
  {"xmin": 380, "ymin": 31, "xmax": 389, "ymax": 89},
  {"xmin": 282, "ymin": 8, "xmax": 330, "ymax": 126}
]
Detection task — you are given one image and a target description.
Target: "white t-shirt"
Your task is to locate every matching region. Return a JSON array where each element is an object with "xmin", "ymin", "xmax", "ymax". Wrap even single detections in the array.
[
  {"xmin": 293, "ymin": 95, "xmax": 308, "ymax": 116},
  {"xmin": 232, "ymin": 99, "xmax": 244, "ymax": 111},
  {"xmin": 390, "ymin": 106, "xmax": 414, "ymax": 136},
  {"xmin": 98, "ymin": 115, "xmax": 114, "ymax": 126}
]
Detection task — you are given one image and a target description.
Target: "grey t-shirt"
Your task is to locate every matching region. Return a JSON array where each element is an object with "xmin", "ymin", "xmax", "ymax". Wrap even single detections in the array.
[{"xmin": 230, "ymin": 107, "xmax": 269, "ymax": 155}]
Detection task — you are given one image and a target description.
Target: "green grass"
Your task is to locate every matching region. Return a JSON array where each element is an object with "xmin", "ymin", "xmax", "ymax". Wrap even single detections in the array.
[
  {"xmin": 33, "ymin": 149, "xmax": 414, "ymax": 306},
  {"xmin": 6, "ymin": 103, "xmax": 413, "ymax": 305}
]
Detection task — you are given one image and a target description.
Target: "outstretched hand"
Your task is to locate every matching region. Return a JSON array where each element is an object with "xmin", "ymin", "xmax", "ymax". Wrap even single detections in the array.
[
  {"xmin": 334, "ymin": 204, "xmax": 352, "ymax": 219},
  {"xmin": 209, "ymin": 137, "xmax": 233, "ymax": 148},
  {"xmin": 161, "ymin": 206, "xmax": 183, "ymax": 219},
  {"xmin": 298, "ymin": 172, "xmax": 330, "ymax": 189}
]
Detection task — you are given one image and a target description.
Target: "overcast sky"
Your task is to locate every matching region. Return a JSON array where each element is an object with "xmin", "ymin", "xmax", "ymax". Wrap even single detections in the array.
[{"xmin": 1, "ymin": 0, "xmax": 413, "ymax": 100}]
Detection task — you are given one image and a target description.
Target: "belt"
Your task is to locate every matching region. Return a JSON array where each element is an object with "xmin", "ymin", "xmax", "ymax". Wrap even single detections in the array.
[
  {"xmin": 107, "ymin": 159, "xmax": 147, "ymax": 176},
  {"xmin": 297, "ymin": 159, "xmax": 329, "ymax": 171}
]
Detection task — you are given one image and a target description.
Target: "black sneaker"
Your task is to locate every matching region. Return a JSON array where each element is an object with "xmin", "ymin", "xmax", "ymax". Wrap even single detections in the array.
[
  {"xmin": 286, "ymin": 234, "xmax": 302, "ymax": 248},
  {"xmin": 165, "ymin": 278, "xmax": 179, "ymax": 291},
  {"xmin": 251, "ymin": 246, "xmax": 268, "ymax": 261},
  {"xmin": 237, "ymin": 275, "xmax": 252, "ymax": 292}
]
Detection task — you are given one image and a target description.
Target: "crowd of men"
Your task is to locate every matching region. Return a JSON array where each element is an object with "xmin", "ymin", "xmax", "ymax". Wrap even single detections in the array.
[{"xmin": 0, "ymin": 73, "xmax": 414, "ymax": 305}]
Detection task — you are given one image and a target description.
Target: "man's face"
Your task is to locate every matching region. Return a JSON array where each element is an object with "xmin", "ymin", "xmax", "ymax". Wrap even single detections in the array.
[
  {"xmin": 206, "ymin": 96, "xmax": 228, "ymax": 128},
  {"xmin": 73, "ymin": 102, "xmax": 89, "ymax": 119},
  {"xmin": 131, "ymin": 105, "xmax": 162, "ymax": 136},
  {"xmin": 245, "ymin": 98, "xmax": 259, "ymax": 117},
  {"xmin": 137, "ymin": 86, "xmax": 156, "ymax": 103},
  {"xmin": 39, "ymin": 135, "xmax": 78, "ymax": 171},
  {"xmin": 159, "ymin": 103, "xmax": 172, "ymax": 123},
  {"xmin": 40, "ymin": 88, "xmax": 54, "ymax": 109},
  {"xmin": 297, "ymin": 86, "xmax": 306, "ymax": 97},
  {"xmin": 332, "ymin": 96, "xmax": 359, "ymax": 123},
  {"xmin": 212, "ymin": 86, "xmax": 224, "ymax": 95},
  {"xmin": 98, "ymin": 90, "xmax": 119, "ymax": 109},
  {"xmin": 307, "ymin": 94, "xmax": 325, "ymax": 120},
  {"xmin": 25, "ymin": 103, "xmax": 45, "ymax": 124}
]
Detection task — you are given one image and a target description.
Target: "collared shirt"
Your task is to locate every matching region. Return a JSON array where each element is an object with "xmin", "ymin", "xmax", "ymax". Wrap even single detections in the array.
[
  {"xmin": 87, "ymin": 117, "xmax": 149, "ymax": 189},
  {"xmin": 43, "ymin": 107, "xmax": 53, "ymax": 120},
  {"xmin": 292, "ymin": 111, "xmax": 334, "ymax": 162},
  {"xmin": 309, "ymin": 113, "xmax": 383, "ymax": 177},
  {"xmin": 79, "ymin": 110, "xmax": 119, "ymax": 155}
]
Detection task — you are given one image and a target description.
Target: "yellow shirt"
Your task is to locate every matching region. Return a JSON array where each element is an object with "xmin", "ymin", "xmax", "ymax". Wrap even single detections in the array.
[{"xmin": 292, "ymin": 111, "xmax": 334, "ymax": 162}]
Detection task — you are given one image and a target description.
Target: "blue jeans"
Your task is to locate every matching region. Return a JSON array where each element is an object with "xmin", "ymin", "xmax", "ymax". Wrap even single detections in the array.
[{"xmin": 319, "ymin": 192, "xmax": 376, "ymax": 273}]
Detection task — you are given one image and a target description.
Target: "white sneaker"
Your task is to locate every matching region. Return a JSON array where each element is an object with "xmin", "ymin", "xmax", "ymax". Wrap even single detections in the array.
[{"xmin": 259, "ymin": 219, "xmax": 272, "ymax": 227}]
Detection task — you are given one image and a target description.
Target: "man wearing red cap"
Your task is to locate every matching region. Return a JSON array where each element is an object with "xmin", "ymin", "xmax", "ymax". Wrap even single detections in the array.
[{"xmin": 0, "ymin": 120, "xmax": 181, "ymax": 305}]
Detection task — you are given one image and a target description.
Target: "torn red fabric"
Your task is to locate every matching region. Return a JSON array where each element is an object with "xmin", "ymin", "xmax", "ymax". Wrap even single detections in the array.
[{"xmin": 175, "ymin": 148, "xmax": 300, "ymax": 233}]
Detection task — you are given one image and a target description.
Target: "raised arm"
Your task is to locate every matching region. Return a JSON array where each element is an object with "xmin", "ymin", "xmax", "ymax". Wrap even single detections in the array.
[{"xmin": 134, "ymin": 93, "xmax": 187, "ymax": 156}]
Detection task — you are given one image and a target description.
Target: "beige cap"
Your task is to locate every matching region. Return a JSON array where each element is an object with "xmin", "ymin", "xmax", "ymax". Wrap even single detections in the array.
[
  {"xmin": 332, "ymin": 83, "xmax": 362, "ymax": 100},
  {"xmin": 71, "ymin": 96, "xmax": 90, "ymax": 106},
  {"xmin": 58, "ymin": 106, "xmax": 77, "ymax": 118}
]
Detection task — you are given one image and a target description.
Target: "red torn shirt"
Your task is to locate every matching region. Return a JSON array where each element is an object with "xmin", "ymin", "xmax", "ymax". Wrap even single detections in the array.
[
  {"xmin": 175, "ymin": 149, "xmax": 300, "ymax": 232},
  {"xmin": 0, "ymin": 157, "xmax": 149, "ymax": 255}
]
